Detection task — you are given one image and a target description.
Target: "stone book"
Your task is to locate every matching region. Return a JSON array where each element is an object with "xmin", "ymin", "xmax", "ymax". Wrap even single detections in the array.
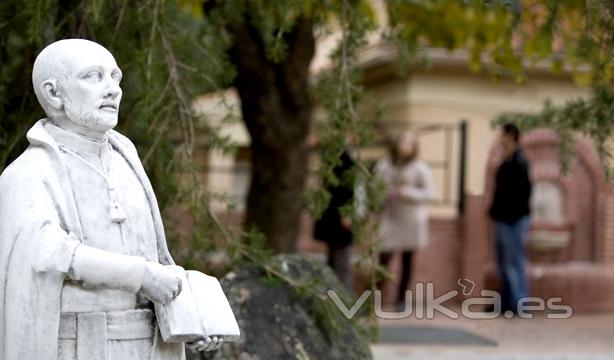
[{"xmin": 155, "ymin": 269, "xmax": 241, "ymax": 343}]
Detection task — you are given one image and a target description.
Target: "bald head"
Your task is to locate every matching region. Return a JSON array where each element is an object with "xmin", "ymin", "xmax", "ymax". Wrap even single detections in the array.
[
  {"xmin": 33, "ymin": 39, "xmax": 117, "ymax": 113},
  {"xmin": 32, "ymin": 39, "xmax": 123, "ymax": 139}
]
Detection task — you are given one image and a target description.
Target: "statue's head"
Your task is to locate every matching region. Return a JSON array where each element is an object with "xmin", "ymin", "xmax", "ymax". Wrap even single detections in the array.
[{"xmin": 32, "ymin": 39, "xmax": 122, "ymax": 138}]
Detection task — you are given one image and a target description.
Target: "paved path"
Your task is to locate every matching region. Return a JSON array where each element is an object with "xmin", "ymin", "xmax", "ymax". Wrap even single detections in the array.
[
  {"xmin": 371, "ymin": 312, "xmax": 614, "ymax": 360},
  {"xmin": 371, "ymin": 346, "xmax": 613, "ymax": 360}
]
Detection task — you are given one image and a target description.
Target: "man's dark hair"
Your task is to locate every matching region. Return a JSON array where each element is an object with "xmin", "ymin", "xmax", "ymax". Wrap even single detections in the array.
[{"xmin": 502, "ymin": 122, "xmax": 520, "ymax": 143}]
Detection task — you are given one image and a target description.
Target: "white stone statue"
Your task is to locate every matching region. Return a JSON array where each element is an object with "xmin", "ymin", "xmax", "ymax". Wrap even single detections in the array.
[{"xmin": 0, "ymin": 39, "xmax": 220, "ymax": 360}]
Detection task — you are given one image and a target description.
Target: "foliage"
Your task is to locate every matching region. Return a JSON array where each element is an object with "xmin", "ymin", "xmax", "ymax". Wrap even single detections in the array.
[
  {"xmin": 304, "ymin": 0, "xmax": 385, "ymax": 333},
  {"xmin": 494, "ymin": 86, "xmax": 614, "ymax": 179},
  {"xmin": 389, "ymin": 0, "xmax": 614, "ymax": 85},
  {"xmin": 387, "ymin": 0, "xmax": 521, "ymax": 77},
  {"xmin": 516, "ymin": 0, "xmax": 614, "ymax": 86},
  {"xmin": 491, "ymin": 1, "xmax": 614, "ymax": 180}
]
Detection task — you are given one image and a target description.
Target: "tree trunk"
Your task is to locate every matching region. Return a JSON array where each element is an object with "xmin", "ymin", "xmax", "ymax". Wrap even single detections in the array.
[{"xmin": 227, "ymin": 17, "xmax": 315, "ymax": 253}]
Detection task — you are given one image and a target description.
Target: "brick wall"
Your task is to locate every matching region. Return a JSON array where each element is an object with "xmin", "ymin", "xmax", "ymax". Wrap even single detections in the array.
[
  {"xmin": 595, "ymin": 184, "xmax": 614, "ymax": 265},
  {"xmin": 460, "ymin": 194, "xmax": 493, "ymax": 298},
  {"xmin": 413, "ymin": 217, "xmax": 463, "ymax": 295}
]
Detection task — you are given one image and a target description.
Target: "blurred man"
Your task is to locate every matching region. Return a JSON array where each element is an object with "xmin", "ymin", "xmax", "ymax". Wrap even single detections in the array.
[{"xmin": 489, "ymin": 123, "xmax": 532, "ymax": 314}]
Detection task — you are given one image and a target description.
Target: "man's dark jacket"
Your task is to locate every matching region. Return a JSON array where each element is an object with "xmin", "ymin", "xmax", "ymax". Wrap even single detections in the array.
[
  {"xmin": 314, "ymin": 151, "xmax": 354, "ymax": 249},
  {"xmin": 489, "ymin": 149, "xmax": 532, "ymax": 224}
]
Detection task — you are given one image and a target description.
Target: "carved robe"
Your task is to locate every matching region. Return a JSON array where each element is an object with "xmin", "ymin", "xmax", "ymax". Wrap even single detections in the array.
[{"xmin": 0, "ymin": 119, "xmax": 184, "ymax": 359}]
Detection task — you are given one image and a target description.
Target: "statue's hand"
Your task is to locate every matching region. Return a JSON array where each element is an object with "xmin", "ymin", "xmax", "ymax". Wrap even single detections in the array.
[
  {"xmin": 140, "ymin": 262, "xmax": 183, "ymax": 304},
  {"xmin": 187, "ymin": 336, "xmax": 223, "ymax": 352}
]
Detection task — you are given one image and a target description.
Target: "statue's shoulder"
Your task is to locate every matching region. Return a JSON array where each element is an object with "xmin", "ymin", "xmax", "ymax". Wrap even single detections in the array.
[
  {"xmin": 0, "ymin": 146, "xmax": 51, "ymax": 186},
  {"xmin": 108, "ymin": 130, "xmax": 139, "ymax": 154}
]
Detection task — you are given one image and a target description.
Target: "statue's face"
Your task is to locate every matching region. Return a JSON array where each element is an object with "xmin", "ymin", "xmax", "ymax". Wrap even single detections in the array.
[{"xmin": 60, "ymin": 47, "xmax": 123, "ymax": 133}]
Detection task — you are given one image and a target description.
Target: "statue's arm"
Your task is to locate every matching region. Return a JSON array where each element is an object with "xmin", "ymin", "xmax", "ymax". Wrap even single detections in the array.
[
  {"xmin": 70, "ymin": 244, "xmax": 182, "ymax": 303},
  {"xmin": 32, "ymin": 221, "xmax": 145, "ymax": 291},
  {"xmin": 31, "ymin": 223, "xmax": 81, "ymax": 274},
  {"xmin": 33, "ymin": 222, "xmax": 181, "ymax": 303},
  {"xmin": 69, "ymin": 244, "xmax": 146, "ymax": 292}
]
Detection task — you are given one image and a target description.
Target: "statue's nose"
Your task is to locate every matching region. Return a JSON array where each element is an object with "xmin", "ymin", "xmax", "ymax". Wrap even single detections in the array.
[{"xmin": 104, "ymin": 81, "xmax": 122, "ymax": 99}]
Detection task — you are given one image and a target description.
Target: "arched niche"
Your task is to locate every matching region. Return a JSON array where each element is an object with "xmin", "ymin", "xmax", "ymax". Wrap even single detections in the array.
[{"xmin": 484, "ymin": 128, "xmax": 605, "ymax": 263}]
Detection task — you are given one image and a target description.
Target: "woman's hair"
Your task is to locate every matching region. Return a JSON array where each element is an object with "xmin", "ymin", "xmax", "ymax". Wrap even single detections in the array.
[{"xmin": 386, "ymin": 130, "xmax": 419, "ymax": 166}]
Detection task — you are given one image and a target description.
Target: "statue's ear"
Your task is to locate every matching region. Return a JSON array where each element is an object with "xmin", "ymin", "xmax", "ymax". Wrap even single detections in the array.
[{"xmin": 41, "ymin": 79, "xmax": 63, "ymax": 111}]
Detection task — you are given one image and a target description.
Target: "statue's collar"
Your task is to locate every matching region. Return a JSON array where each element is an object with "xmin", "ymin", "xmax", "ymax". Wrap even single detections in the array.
[{"xmin": 42, "ymin": 121, "xmax": 109, "ymax": 159}]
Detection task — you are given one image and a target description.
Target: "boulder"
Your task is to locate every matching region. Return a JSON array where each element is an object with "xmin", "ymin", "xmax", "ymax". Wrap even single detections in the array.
[{"xmin": 188, "ymin": 254, "xmax": 373, "ymax": 360}]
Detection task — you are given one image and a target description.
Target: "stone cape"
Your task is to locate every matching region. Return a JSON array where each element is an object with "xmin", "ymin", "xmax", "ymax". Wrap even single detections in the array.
[{"xmin": 0, "ymin": 119, "xmax": 181, "ymax": 360}]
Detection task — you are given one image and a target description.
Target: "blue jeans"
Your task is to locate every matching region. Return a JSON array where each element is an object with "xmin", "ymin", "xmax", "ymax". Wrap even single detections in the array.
[{"xmin": 494, "ymin": 216, "xmax": 530, "ymax": 312}]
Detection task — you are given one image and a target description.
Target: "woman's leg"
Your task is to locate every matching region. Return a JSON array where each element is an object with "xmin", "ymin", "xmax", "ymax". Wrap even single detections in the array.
[
  {"xmin": 379, "ymin": 251, "xmax": 393, "ymax": 267},
  {"xmin": 396, "ymin": 251, "xmax": 414, "ymax": 305},
  {"xmin": 376, "ymin": 251, "xmax": 393, "ymax": 290}
]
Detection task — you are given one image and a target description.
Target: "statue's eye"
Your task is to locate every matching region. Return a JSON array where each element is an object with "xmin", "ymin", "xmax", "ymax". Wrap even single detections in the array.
[
  {"xmin": 111, "ymin": 72, "xmax": 122, "ymax": 82},
  {"xmin": 84, "ymin": 71, "xmax": 102, "ymax": 81}
]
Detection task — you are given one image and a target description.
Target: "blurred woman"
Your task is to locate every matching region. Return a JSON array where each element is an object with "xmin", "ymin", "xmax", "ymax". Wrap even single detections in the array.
[{"xmin": 375, "ymin": 130, "xmax": 435, "ymax": 307}]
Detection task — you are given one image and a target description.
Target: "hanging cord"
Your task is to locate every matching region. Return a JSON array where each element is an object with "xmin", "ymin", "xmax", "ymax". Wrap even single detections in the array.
[{"xmin": 59, "ymin": 144, "xmax": 127, "ymax": 223}]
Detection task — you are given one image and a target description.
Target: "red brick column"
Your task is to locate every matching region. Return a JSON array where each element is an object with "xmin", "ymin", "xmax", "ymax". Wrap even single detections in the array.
[
  {"xmin": 413, "ymin": 217, "xmax": 463, "ymax": 297},
  {"xmin": 596, "ymin": 184, "xmax": 614, "ymax": 264},
  {"xmin": 460, "ymin": 194, "xmax": 493, "ymax": 298}
]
